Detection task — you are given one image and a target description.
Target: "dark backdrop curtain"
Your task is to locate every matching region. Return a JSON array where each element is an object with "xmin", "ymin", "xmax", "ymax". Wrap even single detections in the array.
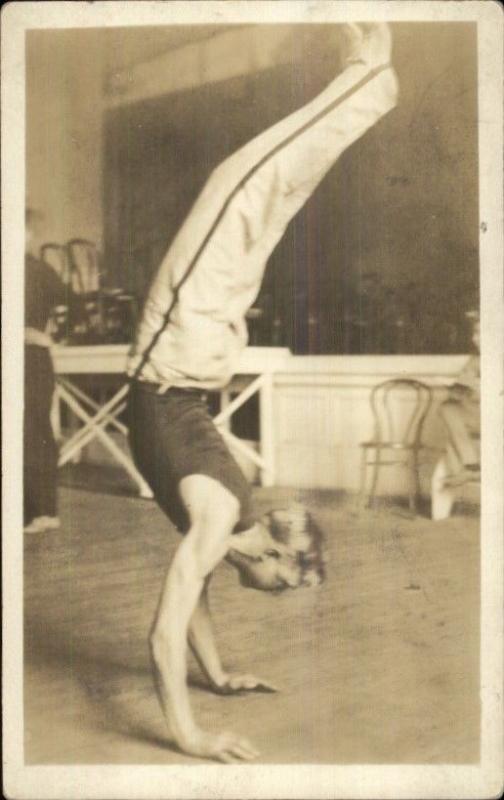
[{"xmin": 103, "ymin": 22, "xmax": 479, "ymax": 354}]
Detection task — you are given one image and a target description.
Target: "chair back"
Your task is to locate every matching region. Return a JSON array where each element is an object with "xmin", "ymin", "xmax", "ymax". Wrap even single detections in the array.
[
  {"xmin": 40, "ymin": 243, "xmax": 70, "ymax": 282},
  {"xmin": 66, "ymin": 239, "xmax": 102, "ymax": 294},
  {"xmin": 369, "ymin": 379, "xmax": 432, "ymax": 447}
]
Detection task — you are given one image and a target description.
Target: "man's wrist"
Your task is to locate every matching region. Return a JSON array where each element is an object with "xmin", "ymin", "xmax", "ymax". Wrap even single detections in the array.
[{"xmin": 209, "ymin": 671, "xmax": 230, "ymax": 690}]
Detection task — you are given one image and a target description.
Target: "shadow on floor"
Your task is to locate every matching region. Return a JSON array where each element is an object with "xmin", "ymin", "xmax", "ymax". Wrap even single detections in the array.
[
  {"xmin": 24, "ymin": 616, "xmax": 225, "ymax": 759},
  {"xmin": 59, "ymin": 463, "xmax": 142, "ymax": 498}
]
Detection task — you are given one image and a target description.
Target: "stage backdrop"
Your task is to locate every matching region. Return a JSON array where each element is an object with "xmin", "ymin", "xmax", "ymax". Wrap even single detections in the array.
[{"xmin": 102, "ymin": 22, "xmax": 478, "ymax": 355}]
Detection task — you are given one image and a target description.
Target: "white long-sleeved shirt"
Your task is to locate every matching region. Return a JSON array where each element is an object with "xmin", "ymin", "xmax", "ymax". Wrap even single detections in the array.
[{"xmin": 128, "ymin": 28, "xmax": 399, "ymax": 390}]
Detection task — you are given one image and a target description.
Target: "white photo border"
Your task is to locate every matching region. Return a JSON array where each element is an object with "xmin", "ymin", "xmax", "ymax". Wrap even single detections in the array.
[{"xmin": 2, "ymin": 2, "xmax": 503, "ymax": 798}]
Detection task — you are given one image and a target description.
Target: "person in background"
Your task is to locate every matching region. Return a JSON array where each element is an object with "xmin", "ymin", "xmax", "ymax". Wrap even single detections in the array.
[
  {"xmin": 439, "ymin": 311, "xmax": 480, "ymax": 482},
  {"xmin": 24, "ymin": 207, "xmax": 68, "ymax": 533}
]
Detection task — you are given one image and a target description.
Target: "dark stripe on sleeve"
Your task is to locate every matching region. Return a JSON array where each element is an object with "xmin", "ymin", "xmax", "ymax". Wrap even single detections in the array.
[{"xmin": 133, "ymin": 62, "xmax": 391, "ymax": 378}]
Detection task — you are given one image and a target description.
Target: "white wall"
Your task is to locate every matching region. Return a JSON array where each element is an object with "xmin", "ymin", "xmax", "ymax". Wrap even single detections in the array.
[
  {"xmin": 105, "ymin": 26, "xmax": 294, "ymax": 108},
  {"xmin": 26, "ymin": 31, "xmax": 104, "ymax": 248},
  {"xmin": 268, "ymin": 355, "xmax": 468, "ymax": 495},
  {"xmin": 25, "ymin": 25, "xmax": 291, "ymax": 251},
  {"xmin": 52, "ymin": 348, "xmax": 472, "ymax": 496}
]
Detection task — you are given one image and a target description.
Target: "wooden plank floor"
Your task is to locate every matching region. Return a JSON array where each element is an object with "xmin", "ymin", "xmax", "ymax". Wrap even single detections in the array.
[{"xmin": 24, "ymin": 483, "xmax": 480, "ymax": 765}]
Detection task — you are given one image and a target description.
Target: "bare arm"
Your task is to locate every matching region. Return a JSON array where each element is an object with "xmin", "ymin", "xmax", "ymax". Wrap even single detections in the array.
[
  {"xmin": 188, "ymin": 578, "xmax": 279, "ymax": 695},
  {"xmin": 188, "ymin": 577, "xmax": 229, "ymax": 691},
  {"xmin": 150, "ymin": 534, "xmax": 207, "ymax": 750}
]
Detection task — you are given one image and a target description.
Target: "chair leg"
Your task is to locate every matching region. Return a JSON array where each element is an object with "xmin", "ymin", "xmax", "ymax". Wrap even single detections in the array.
[
  {"xmin": 359, "ymin": 447, "xmax": 368, "ymax": 508},
  {"xmin": 407, "ymin": 451, "xmax": 417, "ymax": 513},
  {"xmin": 413, "ymin": 449, "xmax": 422, "ymax": 500},
  {"xmin": 368, "ymin": 448, "xmax": 380, "ymax": 508},
  {"xmin": 431, "ymin": 455, "xmax": 456, "ymax": 521}
]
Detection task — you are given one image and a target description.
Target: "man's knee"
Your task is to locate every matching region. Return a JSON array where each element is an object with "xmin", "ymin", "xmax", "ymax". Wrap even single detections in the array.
[
  {"xmin": 178, "ymin": 475, "xmax": 241, "ymax": 573},
  {"xmin": 179, "ymin": 474, "xmax": 241, "ymax": 531}
]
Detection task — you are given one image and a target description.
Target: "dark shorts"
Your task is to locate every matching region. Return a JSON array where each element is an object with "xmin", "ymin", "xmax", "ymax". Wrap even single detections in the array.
[{"xmin": 128, "ymin": 380, "xmax": 255, "ymax": 534}]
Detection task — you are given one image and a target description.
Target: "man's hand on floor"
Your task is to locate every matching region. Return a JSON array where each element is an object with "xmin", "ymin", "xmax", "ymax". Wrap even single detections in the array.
[
  {"xmin": 212, "ymin": 673, "xmax": 280, "ymax": 695},
  {"xmin": 180, "ymin": 727, "xmax": 260, "ymax": 764}
]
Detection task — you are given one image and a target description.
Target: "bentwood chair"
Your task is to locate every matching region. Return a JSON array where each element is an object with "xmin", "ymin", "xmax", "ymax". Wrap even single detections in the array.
[
  {"xmin": 65, "ymin": 238, "xmax": 105, "ymax": 340},
  {"xmin": 40, "ymin": 242, "xmax": 70, "ymax": 282},
  {"xmin": 40, "ymin": 243, "xmax": 70, "ymax": 341},
  {"xmin": 359, "ymin": 379, "xmax": 433, "ymax": 512},
  {"xmin": 66, "ymin": 238, "xmax": 102, "ymax": 294}
]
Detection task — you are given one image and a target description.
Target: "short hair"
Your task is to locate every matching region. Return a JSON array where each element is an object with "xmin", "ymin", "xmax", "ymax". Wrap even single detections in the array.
[{"xmin": 266, "ymin": 504, "xmax": 327, "ymax": 586}]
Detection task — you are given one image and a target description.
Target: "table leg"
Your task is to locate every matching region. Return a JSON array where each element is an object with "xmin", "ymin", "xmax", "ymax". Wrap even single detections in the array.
[
  {"xmin": 58, "ymin": 381, "xmax": 130, "ymax": 463},
  {"xmin": 219, "ymin": 428, "xmax": 266, "ymax": 470},
  {"xmin": 214, "ymin": 374, "xmax": 264, "ymax": 426},
  {"xmin": 57, "ymin": 382, "xmax": 153, "ymax": 499},
  {"xmin": 220, "ymin": 389, "xmax": 232, "ymax": 432},
  {"xmin": 431, "ymin": 454, "xmax": 455, "ymax": 521},
  {"xmin": 58, "ymin": 376, "xmax": 128, "ymax": 435},
  {"xmin": 259, "ymin": 372, "xmax": 275, "ymax": 487},
  {"xmin": 59, "ymin": 401, "xmax": 128, "ymax": 465}
]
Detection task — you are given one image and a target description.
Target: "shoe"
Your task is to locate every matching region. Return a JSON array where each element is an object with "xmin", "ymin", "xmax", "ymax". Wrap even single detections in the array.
[
  {"xmin": 38, "ymin": 516, "xmax": 61, "ymax": 530},
  {"xmin": 24, "ymin": 516, "xmax": 60, "ymax": 533}
]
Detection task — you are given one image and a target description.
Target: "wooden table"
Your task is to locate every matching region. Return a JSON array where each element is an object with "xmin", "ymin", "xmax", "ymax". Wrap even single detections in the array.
[{"xmin": 52, "ymin": 345, "xmax": 290, "ymax": 496}]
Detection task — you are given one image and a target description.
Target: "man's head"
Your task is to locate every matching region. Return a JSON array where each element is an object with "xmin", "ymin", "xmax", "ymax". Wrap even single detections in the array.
[{"xmin": 227, "ymin": 504, "xmax": 326, "ymax": 593}]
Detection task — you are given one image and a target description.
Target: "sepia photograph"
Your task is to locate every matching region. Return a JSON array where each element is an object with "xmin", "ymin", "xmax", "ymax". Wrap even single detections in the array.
[{"xmin": 2, "ymin": 1, "xmax": 503, "ymax": 798}]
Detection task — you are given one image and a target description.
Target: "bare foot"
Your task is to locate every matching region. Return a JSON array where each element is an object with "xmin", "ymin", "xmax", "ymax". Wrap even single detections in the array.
[{"xmin": 340, "ymin": 23, "xmax": 392, "ymax": 68}]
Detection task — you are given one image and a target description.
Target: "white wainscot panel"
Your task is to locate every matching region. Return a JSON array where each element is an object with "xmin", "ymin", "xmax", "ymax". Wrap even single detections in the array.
[
  {"xmin": 275, "ymin": 390, "xmax": 341, "ymax": 445},
  {"xmin": 272, "ymin": 365, "xmax": 457, "ymax": 494}
]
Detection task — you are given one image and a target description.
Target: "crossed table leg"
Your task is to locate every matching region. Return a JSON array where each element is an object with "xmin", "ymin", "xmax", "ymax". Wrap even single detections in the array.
[
  {"xmin": 55, "ymin": 378, "xmax": 154, "ymax": 498},
  {"xmin": 214, "ymin": 372, "xmax": 275, "ymax": 488},
  {"xmin": 54, "ymin": 372, "xmax": 275, "ymax": 498}
]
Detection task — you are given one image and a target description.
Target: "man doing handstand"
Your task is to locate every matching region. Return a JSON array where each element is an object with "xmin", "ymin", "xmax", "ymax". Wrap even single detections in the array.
[{"xmin": 127, "ymin": 23, "xmax": 398, "ymax": 763}]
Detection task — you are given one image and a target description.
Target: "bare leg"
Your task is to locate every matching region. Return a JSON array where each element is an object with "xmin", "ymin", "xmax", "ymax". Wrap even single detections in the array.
[
  {"xmin": 431, "ymin": 452, "xmax": 456, "ymax": 521},
  {"xmin": 439, "ymin": 401, "xmax": 479, "ymax": 466}
]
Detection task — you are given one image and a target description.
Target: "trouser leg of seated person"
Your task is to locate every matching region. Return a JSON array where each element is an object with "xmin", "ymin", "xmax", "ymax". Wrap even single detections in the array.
[
  {"xmin": 440, "ymin": 400, "xmax": 480, "ymax": 468},
  {"xmin": 24, "ymin": 346, "xmax": 58, "ymax": 524},
  {"xmin": 149, "ymin": 474, "xmax": 259, "ymax": 763}
]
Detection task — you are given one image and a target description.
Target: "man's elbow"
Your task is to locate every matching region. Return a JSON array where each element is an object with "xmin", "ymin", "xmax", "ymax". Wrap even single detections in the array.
[{"xmin": 150, "ymin": 629, "xmax": 169, "ymax": 667}]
